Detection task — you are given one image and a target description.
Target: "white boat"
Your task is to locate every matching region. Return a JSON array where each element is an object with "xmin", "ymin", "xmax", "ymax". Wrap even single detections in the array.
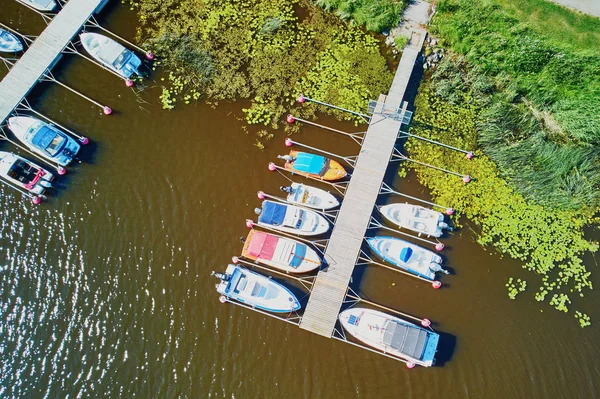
[
  {"xmin": 79, "ymin": 32, "xmax": 141, "ymax": 79},
  {"xmin": 255, "ymin": 200, "xmax": 330, "ymax": 236},
  {"xmin": 0, "ymin": 151, "xmax": 53, "ymax": 195},
  {"xmin": 0, "ymin": 29, "xmax": 23, "ymax": 52},
  {"xmin": 379, "ymin": 203, "xmax": 452, "ymax": 237},
  {"xmin": 339, "ymin": 308, "xmax": 440, "ymax": 367},
  {"xmin": 280, "ymin": 183, "xmax": 339, "ymax": 210},
  {"xmin": 241, "ymin": 230, "xmax": 321, "ymax": 273},
  {"xmin": 213, "ymin": 264, "xmax": 301, "ymax": 313},
  {"xmin": 366, "ymin": 236, "xmax": 447, "ymax": 281},
  {"xmin": 7, "ymin": 116, "xmax": 81, "ymax": 166},
  {"xmin": 17, "ymin": 0, "xmax": 57, "ymax": 11}
]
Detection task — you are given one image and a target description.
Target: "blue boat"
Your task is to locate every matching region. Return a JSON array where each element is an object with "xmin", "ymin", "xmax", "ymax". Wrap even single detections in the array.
[
  {"xmin": 366, "ymin": 236, "xmax": 448, "ymax": 280},
  {"xmin": 0, "ymin": 29, "xmax": 23, "ymax": 53},
  {"xmin": 213, "ymin": 264, "xmax": 301, "ymax": 313}
]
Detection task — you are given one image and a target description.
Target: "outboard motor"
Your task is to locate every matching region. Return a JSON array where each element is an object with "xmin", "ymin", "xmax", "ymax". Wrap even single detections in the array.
[
  {"xmin": 38, "ymin": 180, "xmax": 52, "ymax": 188},
  {"xmin": 211, "ymin": 271, "xmax": 229, "ymax": 282},
  {"xmin": 280, "ymin": 186, "xmax": 293, "ymax": 194},
  {"xmin": 429, "ymin": 262, "xmax": 450, "ymax": 275},
  {"xmin": 438, "ymin": 221, "xmax": 453, "ymax": 231},
  {"xmin": 254, "ymin": 207, "xmax": 262, "ymax": 215},
  {"xmin": 277, "ymin": 155, "xmax": 294, "ymax": 162}
]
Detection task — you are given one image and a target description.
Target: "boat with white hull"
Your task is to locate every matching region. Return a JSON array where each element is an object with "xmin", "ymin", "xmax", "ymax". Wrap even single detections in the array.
[
  {"xmin": 0, "ymin": 151, "xmax": 53, "ymax": 195},
  {"xmin": 80, "ymin": 32, "xmax": 141, "ymax": 79},
  {"xmin": 280, "ymin": 182, "xmax": 339, "ymax": 210},
  {"xmin": 366, "ymin": 236, "xmax": 448, "ymax": 280},
  {"xmin": 339, "ymin": 308, "xmax": 440, "ymax": 367},
  {"xmin": 0, "ymin": 29, "xmax": 23, "ymax": 52},
  {"xmin": 17, "ymin": 0, "xmax": 57, "ymax": 12},
  {"xmin": 241, "ymin": 230, "xmax": 321, "ymax": 273},
  {"xmin": 213, "ymin": 264, "xmax": 301, "ymax": 313},
  {"xmin": 255, "ymin": 200, "xmax": 329, "ymax": 236},
  {"xmin": 379, "ymin": 203, "xmax": 451, "ymax": 238}
]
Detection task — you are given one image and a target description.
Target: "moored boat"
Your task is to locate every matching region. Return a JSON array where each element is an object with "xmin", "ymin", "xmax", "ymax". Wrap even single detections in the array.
[
  {"xmin": 339, "ymin": 308, "xmax": 440, "ymax": 367},
  {"xmin": 255, "ymin": 200, "xmax": 330, "ymax": 236},
  {"xmin": 213, "ymin": 264, "xmax": 301, "ymax": 313},
  {"xmin": 17, "ymin": 0, "xmax": 57, "ymax": 11},
  {"xmin": 241, "ymin": 230, "xmax": 321, "ymax": 273},
  {"xmin": 0, "ymin": 151, "xmax": 53, "ymax": 195},
  {"xmin": 7, "ymin": 116, "xmax": 80, "ymax": 166},
  {"xmin": 366, "ymin": 236, "xmax": 447, "ymax": 280},
  {"xmin": 278, "ymin": 150, "xmax": 347, "ymax": 181},
  {"xmin": 80, "ymin": 32, "xmax": 141, "ymax": 79},
  {"xmin": 280, "ymin": 182, "xmax": 339, "ymax": 210},
  {"xmin": 379, "ymin": 203, "xmax": 452, "ymax": 237},
  {"xmin": 0, "ymin": 29, "xmax": 23, "ymax": 52}
]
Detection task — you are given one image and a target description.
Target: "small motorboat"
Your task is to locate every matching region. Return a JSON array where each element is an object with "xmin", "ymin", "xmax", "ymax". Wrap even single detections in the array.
[
  {"xmin": 0, "ymin": 151, "xmax": 53, "ymax": 195},
  {"xmin": 278, "ymin": 150, "xmax": 347, "ymax": 181},
  {"xmin": 339, "ymin": 308, "xmax": 440, "ymax": 367},
  {"xmin": 366, "ymin": 236, "xmax": 448, "ymax": 281},
  {"xmin": 80, "ymin": 32, "xmax": 141, "ymax": 79},
  {"xmin": 213, "ymin": 264, "xmax": 301, "ymax": 313},
  {"xmin": 379, "ymin": 203, "xmax": 452, "ymax": 238},
  {"xmin": 7, "ymin": 116, "xmax": 80, "ymax": 166},
  {"xmin": 17, "ymin": 0, "xmax": 57, "ymax": 11},
  {"xmin": 0, "ymin": 29, "xmax": 23, "ymax": 53},
  {"xmin": 241, "ymin": 230, "xmax": 321, "ymax": 273},
  {"xmin": 255, "ymin": 200, "xmax": 330, "ymax": 236},
  {"xmin": 280, "ymin": 182, "xmax": 339, "ymax": 210}
]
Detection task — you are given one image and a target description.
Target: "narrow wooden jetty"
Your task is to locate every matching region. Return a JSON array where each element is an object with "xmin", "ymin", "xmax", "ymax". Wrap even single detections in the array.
[
  {"xmin": 0, "ymin": 0, "xmax": 107, "ymax": 124},
  {"xmin": 300, "ymin": 30, "xmax": 428, "ymax": 337}
]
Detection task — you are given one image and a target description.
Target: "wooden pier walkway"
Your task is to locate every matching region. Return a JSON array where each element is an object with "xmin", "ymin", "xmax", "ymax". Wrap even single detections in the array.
[
  {"xmin": 0, "ymin": 0, "xmax": 107, "ymax": 124},
  {"xmin": 299, "ymin": 29, "xmax": 427, "ymax": 337}
]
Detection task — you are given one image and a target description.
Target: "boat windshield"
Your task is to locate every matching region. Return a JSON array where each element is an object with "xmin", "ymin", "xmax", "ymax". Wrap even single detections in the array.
[
  {"xmin": 295, "ymin": 209, "xmax": 305, "ymax": 229},
  {"xmin": 7, "ymin": 160, "xmax": 36, "ymax": 183},
  {"xmin": 112, "ymin": 50, "xmax": 132, "ymax": 69},
  {"xmin": 32, "ymin": 126, "xmax": 66, "ymax": 156}
]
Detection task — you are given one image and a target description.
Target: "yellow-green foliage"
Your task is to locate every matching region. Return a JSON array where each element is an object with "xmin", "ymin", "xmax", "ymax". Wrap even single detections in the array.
[
  {"xmin": 406, "ymin": 84, "xmax": 598, "ymax": 324},
  {"xmin": 130, "ymin": 0, "xmax": 392, "ymax": 124}
]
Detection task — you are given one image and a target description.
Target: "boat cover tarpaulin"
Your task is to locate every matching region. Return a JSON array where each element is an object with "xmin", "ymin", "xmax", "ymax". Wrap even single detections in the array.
[
  {"xmin": 259, "ymin": 202, "xmax": 287, "ymax": 226},
  {"xmin": 383, "ymin": 321, "xmax": 427, "ymax": 359},
  {"xmin": 31, "ymin": 126, "xmax": 55, "ymax": 149},
  {"xmin": 99, "ymin": 40, "xmax": 126, "ymax": 64},
  {"xmin": 289, "ymin": 244, "xmax": 307, "ymax": 268},
  {"xmin": 244, "ymin": 231, "xmax": 278, "ymax": 260},
  {"xmin": 400, "ymin": 247, "xmax": 413, "ymax": 262},
  {"xmin": 293, "ymin": 153, "xmax": 325, "ymax": 175}
]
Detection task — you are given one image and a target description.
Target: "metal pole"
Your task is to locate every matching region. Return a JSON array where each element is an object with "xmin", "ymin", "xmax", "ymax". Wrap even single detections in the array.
[
  {"xmin": 398, "ymin": 130, "xmax": 473, "ymax": 157},
  {"xmin": 393, "ymin": 149, "xmax": 471, "ymax": 182},
  {"xmin": 357, "ymin": 255, "xmax": 433, "ymax": 284},
  {"xmin": 285, "ymin": 139, "xmax": 357, "ymax": 167},
  {"xmin": 368, "ymin": 217, "xmax": 443, "ymax": 250},
  {"xmin": 298, "ymin": 95, "xmax": 371, "ymax": 119},
  {"xmin": 42, "ymin": 72, "xmax": 111, "ymax": 113},
  {"xmin": 287, "ymin": 115, "xmax": 365, "ymax": 145},
  {"xmin": 0, "ymin": 22, "xmax": 35, "ymax": 44},
  {"xmin": 18, "ymin": 102, "xmax": 90, "ymax": 142},
  {"xmin": 0, "ymin": 175, "xmax": 37, "ymax": 200},
  {"xmin": 380, "ymin": 182, "xmax": 453, "ymax": 214},
  {"xmin": 87, "ymin": 18, "xmax": 153, "ymax": 58},
  {"xmin": 346, "ymin": 291, "xmax": 425, "ymax": 324}
]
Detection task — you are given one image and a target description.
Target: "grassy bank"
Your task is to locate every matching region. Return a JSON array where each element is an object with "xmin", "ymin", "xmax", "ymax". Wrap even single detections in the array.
[{"xmin": 313, "ymin": 0, "xmax": 405, "ymax": 32}]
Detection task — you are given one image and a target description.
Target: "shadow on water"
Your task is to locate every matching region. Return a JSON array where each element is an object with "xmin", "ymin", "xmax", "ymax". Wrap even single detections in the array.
[{"xmin": 434, "ymin": 331, "xmax": 457, "ymax": 367}]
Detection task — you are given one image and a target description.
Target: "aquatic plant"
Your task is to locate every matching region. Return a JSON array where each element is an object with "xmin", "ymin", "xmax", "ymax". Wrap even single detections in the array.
[
  {"xmin": 506, "ymin": 278, "xmax": 526, "ymax": 300},
  {"xmin": 314, "ymin": 0, "xmax": 404, "ymax": 32},
  {"xmin": 575, "ymin": 311, "xmax": 591, "ymax": 328}
]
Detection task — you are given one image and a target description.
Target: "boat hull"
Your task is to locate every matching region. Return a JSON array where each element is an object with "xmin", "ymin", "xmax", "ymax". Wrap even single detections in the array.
[
  {"xmin": 257, "ymin": 200, "xmax": 330, "ymax": 236},
  {"xmin": 285, "ymin": 182, "xmax": 339, "ymax": 210},
  {"xmin": 380, "ymin": 203, "xmax": 445, "ymax": 237},
  {"xmin": 285, "ymin": 150, "xmax": 347, "ymax": 181},
  {"xmin": 339, "ymin": 308, "xmax": 439, "ymax": 367},
  {"xmin": 80, "ymin": 32, "xmax": 142, "ymax": 79},
  {"xmin": 0, "ymin": 30, "xmax": 24, "ymax": 52},
  {"xmin": 216, "ymin": 264, "xmax": 301, "ymax": 313},
  {"xmin": 0, "ymin": 151, "xmax": 54, "ymax": 195}
]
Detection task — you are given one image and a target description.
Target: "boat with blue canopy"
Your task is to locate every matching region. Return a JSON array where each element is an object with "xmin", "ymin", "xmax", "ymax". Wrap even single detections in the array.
[
  {"xmin": 241, "ymin": 230, "xmax": 321, "ymax": 273},
  {"xmin": 7, "ymin": 116, "xmax": 80, "ymax": 166},
  {"xmin": 366, "ymin": 236, "xmax": 448, "ymax": 281},
  {"xmin": 80, "ymin": 33, "xmax": 142, "ymax": 79},
  {"xmin": 279, "ymin": 150, "xmax": 347, "ymax": 181},
  {"xmin": 339, "ymin": 308, "xmax": 440, "ymax": 367},
  {"xmin": 0, "ymin": 29, "xmax": 23, "ymax": 53},
  {"xmin": 255, "ymin": 200, "xmax": 330, "ymax": 236},
  {"xmin": 213, "ymin": 264, "xmax": 301, "ymax": 313}
]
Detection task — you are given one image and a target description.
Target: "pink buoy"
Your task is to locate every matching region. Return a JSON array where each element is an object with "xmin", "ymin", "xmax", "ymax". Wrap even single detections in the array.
[
  {"xmin": 445, "ymin": 208, "xmax": 454, "ymax": 216},
  {"xmin": 268, "ymin": 162, "xmax": 277, "ymax": 171},
  {"xmin": 257, "ymin": 191, "xmax": 265, "ymax": 199},
  {"xmin": 286, "ymin": 114, "xmax": 295, "ymax": 124},
  {"xmin": 103, "ymin": 106, "xmax": 112, "ymax": 115},
  {"xmin": 145, "ymin": 51, "xmax": 155, "ymax": 60},
  {"xmin": 246, "ymin": 219, "xmax": 255, "ymax": 228},
  {"xmin": 421, "ymin": 318, "xmax": 431, "ymax": 328},
  {"xmin": 219, "ymin": 295, "xmax": 227, "ymax": 303},
  {"xmin": 57, "ymin": 167, "xmax": 66, "ymax": 176},
  {"xmin": 462, "ymin": 175, "xmax": 471, "ymax": 183},
  {"xmin": 285, "ymin": 138, "xmax": 293, "ymax": 147},
  {"xmin": 232, "ymin": 256, "xmax": 239, "ymax": 264},
  {"xmin": 432, "ymin": 281, "xmax": 442, "ymax": 289},
  {"xmin": 79, "ymin": 136, "xmax": 89, "ymax": 145},
  {"xmin": 125, "ymin": 79, "xmax": 134, "ymax": 87},
  {"xmin": 406, "ymin": 362, "xmax": 416, "ymax": 369},
  {"xmin": 297, "ymin": 95, "xmax": 306, "ymax": 103},
  {"xmin": 435, "ymin": 243, "xmax": 445, "ymax": 251},
  {"xmin": 31, "ymin": 196, "xmax": 42, "ymax": 205},
  {"xmin": 466, "ymin": 151, "xmax": 474, "ymax": 159}
]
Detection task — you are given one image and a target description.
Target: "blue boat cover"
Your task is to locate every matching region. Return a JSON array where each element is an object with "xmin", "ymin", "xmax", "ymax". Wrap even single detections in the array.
[
  {"xmin": 289, "ymin": 243, "xmax": 307, "ymax": 268},
  {"xmin": 400, "ymin": 247, "xmax": 413, "ymax": 262},
  {"xmin": 31, "ymin": 126, "xmax": 57, "ymax": 150},
  {"xmin": 348, "ymin": 315, "xmax": 358, "ymax": 326},
  {"xmin": 293, "ymin": 152, "xmax": 326, "ymax": 174},
  {"xmin": 259, "ymin": 202, "xmax": 287, "ymax": 226}
]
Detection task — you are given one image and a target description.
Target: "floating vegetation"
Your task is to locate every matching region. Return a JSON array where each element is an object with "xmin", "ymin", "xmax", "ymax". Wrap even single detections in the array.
[
  {"xmin": 575, "ymin": 311, "xmax": 591, "ymax": 328},
  {"xmin": 506, "ymin": 278, "xmax": 527, "ymax": 300}
]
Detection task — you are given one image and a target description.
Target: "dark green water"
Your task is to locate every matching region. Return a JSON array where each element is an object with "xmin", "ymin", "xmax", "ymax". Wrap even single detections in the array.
[{"xmin": 1, "ymin": 2, "xmax": 599, "ymax": 398}]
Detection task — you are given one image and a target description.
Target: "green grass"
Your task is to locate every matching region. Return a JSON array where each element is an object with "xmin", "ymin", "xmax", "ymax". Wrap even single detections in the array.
[{"xmin": 314, "ymin": 0, "xmax": 404, "ymax": 32}]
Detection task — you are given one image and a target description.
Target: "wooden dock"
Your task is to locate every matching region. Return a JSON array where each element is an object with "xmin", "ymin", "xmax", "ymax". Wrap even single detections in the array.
[
  {"xmin": 0, "ymin": 0, "xmax": 107, "ymax": 124},
  {"xmin": 299, "ymin": 29, "xmax": 427, "ymax": 337}
]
